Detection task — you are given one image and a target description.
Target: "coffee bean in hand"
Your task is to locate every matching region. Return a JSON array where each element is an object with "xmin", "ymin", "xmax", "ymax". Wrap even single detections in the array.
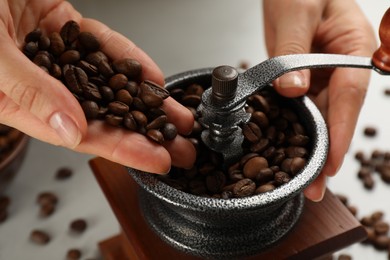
[{"xmin": 22, "ymin": 21, "xmax": 177, "ymax": 144}]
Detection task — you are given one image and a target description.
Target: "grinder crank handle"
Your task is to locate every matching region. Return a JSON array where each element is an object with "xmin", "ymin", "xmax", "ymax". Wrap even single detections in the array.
[{"xmin": 210, "ymin": 7, "xmax": 390, "ymax": 112}]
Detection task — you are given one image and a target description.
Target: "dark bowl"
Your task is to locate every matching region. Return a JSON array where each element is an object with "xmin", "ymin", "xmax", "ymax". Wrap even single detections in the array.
[
  {"xmin": 129, "ymin": 68, "xmax": 329, "ymax": 259},
  {"xmin": 0, "ymin": 126, "xmax": 30, "ymax": 195}
]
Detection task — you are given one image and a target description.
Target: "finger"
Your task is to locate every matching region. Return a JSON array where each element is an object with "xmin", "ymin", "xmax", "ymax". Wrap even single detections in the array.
[
  {"xmin": 303, "ymin": 172, "xmax": 327, "ymax": 202},
  {"xmin": 321, "ymin": 68, "xmax": 371, "ymax": 177},
  {"xmin": 78, "ymin": 18, "xmax": 164, "ymax": 86},
  {"xmin": 263, "ymin": 0, "xmax": 323, "ymax": 97},
  {"xmin": 75, "ymin": 121, "xmax": 196, "ymax": 173},
  {"xmin": 0, "ymin": 38, "xmax": 86, "ymax": 148}
]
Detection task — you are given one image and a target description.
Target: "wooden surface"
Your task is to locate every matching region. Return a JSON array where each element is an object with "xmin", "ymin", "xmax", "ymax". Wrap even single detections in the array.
[{"xmin": 89, "ymin": 157, "xmax": 367, "ymax": 260}]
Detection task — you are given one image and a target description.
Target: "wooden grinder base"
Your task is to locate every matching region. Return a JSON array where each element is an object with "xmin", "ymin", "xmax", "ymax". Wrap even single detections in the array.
[{"xmin": 89, "ymin": 157, "xmax": 366, "ymax": 260}]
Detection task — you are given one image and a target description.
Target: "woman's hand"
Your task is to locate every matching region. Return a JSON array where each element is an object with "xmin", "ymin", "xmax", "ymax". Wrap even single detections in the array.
[
  {"xmin": 263, "ymin": 0, "xmax": 377, "ymax": 201},
  {"xmin": 0, "ymin": 0, "xmax": 196, "ymax": 173}
]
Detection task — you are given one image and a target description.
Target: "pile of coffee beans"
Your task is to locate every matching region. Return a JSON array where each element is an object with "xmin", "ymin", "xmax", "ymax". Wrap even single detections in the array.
[
  {"xmin": 158, "ymin": 83, "xmax": 311, "ymax": 198},
  {"xmin": 22, "ymin": 20, "xmax": 177, "ymax": 144},
  {"xmin": 354, "ymin": 149, "xmax": 390, "ymax": 190},
  {"xmin": 336, "ymin": 193, "xmax": 390, "ymax": 259}
]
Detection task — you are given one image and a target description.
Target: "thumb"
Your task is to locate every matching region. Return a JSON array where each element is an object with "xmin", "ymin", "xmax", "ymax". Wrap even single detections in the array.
[
  {"xmin": 0, "ymin": 42, "xmax": 87, "ymax": 148},
  {"xmin": 263, "ymin": 1, "xmax": 321, "ymax": 97}
]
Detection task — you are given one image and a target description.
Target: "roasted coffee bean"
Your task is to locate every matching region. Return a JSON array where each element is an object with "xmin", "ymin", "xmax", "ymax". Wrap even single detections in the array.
[
  {"xmin": 242, "ymin": 122, "xmax": 262, "ymax": 143},
  {"xmin": 108, "ymin": 101, "xmax": 129, "ymax": 116},
  {"xmin": 33, "ymin": 52, "xmax": 52, "ymax": 69},
  {"xmin": 274, "ymin": 171, "xmax": 290, "ymax": 186},
  {"xmin": 37, "ymin": 192, "xmax": 58, "ymax": 206},
  {"xmin": 66, "ymin": 248, "xmax": 82, "ymax": 260},
  {"xmin": 81, "ymin": 100, "xmax": 99, "ymax": 119},
  {"xmin": 337, "ymin": 254, "xmax": 352, "ymax": 260},
  {"xmin": 64, "ymin": 65, "xmax": 88, "ymax": 95},
  {"xmin": 131, "ymin": 110, "xmax": 148, "ymax": 128},
  {"xmin": 70, "ymin": 219, "xmax": 88, "ymax": 233},
  {"xmin": 288, "ymin": 134, "xmax": 310, "ymax": 146},
  {"xmin": 374, "ymin": 221, "xmax": 389, "ymax": 235},
  {"xmin": 123, "ymin": 113, "xmax": 138, "ymax": 131},
  {"xmin": 25, "ymin": 28, "xmax": 42, "ymax": 42},
  {"xmin": 256, "ymin": 168, "xmax": 274, "ymax": 183},
  {"xmin": 112, "ymin": 58, "xmax": 142, "ymax": 79},
  {"xmin": 39, "ymin": 203, "xmax": 55, "ymax": 217},
  {"xmin": 109, "ymin": 73, "xmax": 128, "ymax": 91},
  {"xmin": 290, "ymin": 157, "xmax": 306, "ymax": 175},
  {"xmin": 85, "ymin": 51, "xmax": 108, "ymax": 67},
  {"xmin": 50, "ymin": 63, "xmax": 62, "ymax": 78},
  {"xmin": 364, "ymin": 126, "xmax": 377, "ymax": 137},
  {"xmin": 125, "ymin": 81, "xmax": 139, "ymax": 96},
  {"xmin": 59, "ymin": 50, "xmax": 80, "ymax": 65},
  {"xmin": 374, "ymin": 235, "xmax": 389, "ymax": 250},
  {"xmin": 250, "ymin": 111, "xmax": 269, "ymax": 129},
  {"xmin": 233, "ymin": 178, "xmax": 256, "ymax": 197},
  {"xmin": 229, "ymin": 169, "xmax": 245, "ymax": 182},
  {"xmin": 161, "ymin": 123, "xmax": 178, "ymax": 141},
  {"xmin": 146, "ymin": 115, "xmax": 167, "ymax": 130},
  {"xmin": 30, "ymin": 230, "xmax": 50, "ymax": 245},
  {"xmin": 105, "ymin": 114, "xmax": 123, "ymax": 127},
  {"xmin": 115, "ymin": 89, "xmax": 133, "ymax": 106},
  {"xmin": 146, "ymin": 129, "xmax": 164, "ymax": 144},
  {"xmin": 83, "ymin": 83, "xmax": 102, "ymax": 102},
  {"xmin": 285, "ymin": 146, "xmax": 308, "ymax": 158},
  {"xmin": 23, "ymin": 42, "xmax": 39, "ymax": 58},
  {"xmin": 100, "ymin": 86, "xmax": 115, "ymax": 102},
  {"xmin": 132, "ymin": 97, "xmax": 147, "ymax": 111},
  {"xmin": 363, "ymin": 175, "xmax": 375, "ymax": 190},
  {"xmin": 182, "ymin": 94, "xmax": 201, "ymax": 108},
  {"xmin": 49, "ymin": 32, "xmax": 65, "ymax": 56},
  {"xmin": 247, "ymin": 94, "xmax": 270, "ymax": 113},
  {"xmin": 55, "ymin": 167, "xmax": 73, "ymax": 180},
  {"xmin": 38, "ymin": 35, "xmax": 51, "ymax": 50},
  {"xmin": 255, "ymin": 183, "xmax": 275, "ymax": 194},
  {"xmin": 78, "ymin": 31, "xmax": 100, "ymax": 51},
  {"xmin": 243, "ymin": 156, "xmax": 268, "ymax": 179},
  {"xmin": 60, "ymin": 20, "xmax": 80, "ymax": 45},
  {"xmin": 140, "ymin": 81, "xmax": 169, "ymax": 108},
  {"xmin": 98, "ymin": 60, "xmax": 114, "ymax": 78},
  {"xmin": 185, "ymin": 84, "xmax": 204, "ymax": 96},
  {"xmin": 77, "ymin": 60, "xmax": 98, "ymax": 76}
]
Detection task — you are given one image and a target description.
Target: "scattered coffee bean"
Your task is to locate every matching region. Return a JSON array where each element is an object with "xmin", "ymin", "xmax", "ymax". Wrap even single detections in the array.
[
  {"xmin": 55, "ymin": 167, "xmax": 73, "ymax": 180},
  {"xmin": 67, "ymin": 248, "xmax": 82, "ymax": 260},
  {"xmin": 30, "ymin": 230, "xmax": 50, "ymax": 245},
  {"xmin": 363, "ymin": 127, "xmax": 377, "ymax": 137},
  {"xmin": 70, "ymin": 218, "xmax": 87, "ymax": 233}
]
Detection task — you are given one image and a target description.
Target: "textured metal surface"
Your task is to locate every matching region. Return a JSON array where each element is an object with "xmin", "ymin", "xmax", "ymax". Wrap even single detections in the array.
[
  {"xmin": 128, "ymin": 68, "xmax": 329, "ymax": 259},
  {"xmin": 198, "ymin": 54, "xmax": 376, "ymax": 162}
]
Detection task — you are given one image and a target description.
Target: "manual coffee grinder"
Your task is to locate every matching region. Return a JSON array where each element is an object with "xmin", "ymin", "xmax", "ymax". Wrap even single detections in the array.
[{"xmin": 89, "ymin": 7, "xmax": 390, "ymax": 260}]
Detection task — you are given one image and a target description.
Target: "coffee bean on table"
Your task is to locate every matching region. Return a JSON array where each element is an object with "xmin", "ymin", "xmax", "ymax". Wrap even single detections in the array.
[
  {"xmin": 55, "ymin": 167, "xmax": 73, "ymax": 180},
  {"xmin": 30, "ymin": 230, "xmax": 50, "ymax": 245},
  {"xmin": 67, "ymin": 248, "xmax": 82, "ymax": 260},
  {"xmin": 364, "ymin": 126, "xmax": 377, "ymax": 137},
  {"xmin": 70, "ymin": 218, "xmax": 88, "ymax": 233}
]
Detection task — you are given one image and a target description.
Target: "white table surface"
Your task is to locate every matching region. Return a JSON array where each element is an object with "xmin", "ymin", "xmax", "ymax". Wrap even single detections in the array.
[{"xmin": 1, "ymin": 1, "xmax": 390, "ymax": 259}]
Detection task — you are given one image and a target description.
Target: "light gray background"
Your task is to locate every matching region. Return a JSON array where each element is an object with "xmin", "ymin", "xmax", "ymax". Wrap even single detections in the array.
[{"xmin": 1, "ymin": 1, "xmax": 390, "ymax": 259}]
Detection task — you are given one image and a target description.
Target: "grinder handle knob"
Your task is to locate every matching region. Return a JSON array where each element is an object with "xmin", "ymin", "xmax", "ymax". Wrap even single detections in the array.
[
  {"xmin": 211, "ymin": 65, "xmax": 239, "ymax": 104},
  {"xmin": 372, "ymin": 7, "xmax": 390, "ymax": 72}
]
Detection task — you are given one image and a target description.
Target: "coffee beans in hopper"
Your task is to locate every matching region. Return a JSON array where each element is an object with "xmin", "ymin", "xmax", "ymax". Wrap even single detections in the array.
[
  {"xmin": 22, "ymin": 21, "xmax": 177, "ymax": 144},
  {"xmin": 159, "ymin": 84, "xmax": 312, "ymax": 198}
]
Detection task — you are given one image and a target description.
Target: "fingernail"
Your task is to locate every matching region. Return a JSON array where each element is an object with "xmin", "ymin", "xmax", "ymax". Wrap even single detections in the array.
[
  {"xmin": 312, "ymin": 177, "xmax": 328, "ymax": 202},
  {"xmin": 277, "ymin": 71, "xmax": 306, "ymax": 88},
  {"xmin": 49, "ymin": 112, "xmax": 81, "ymax": 148}
]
